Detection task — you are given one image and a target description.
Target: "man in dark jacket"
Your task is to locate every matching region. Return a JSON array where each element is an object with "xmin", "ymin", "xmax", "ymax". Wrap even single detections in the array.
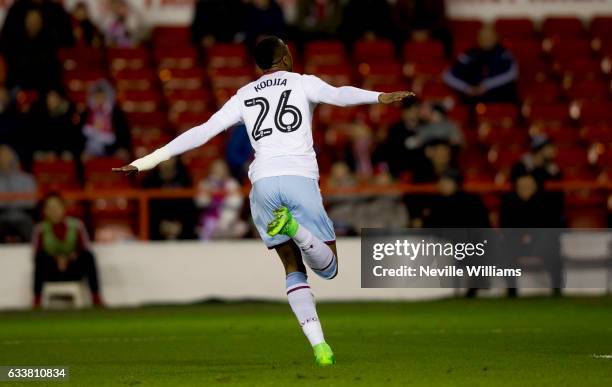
[{"xmin": 443, "ymin": 25, "xmax": 518, "ymax": 104}]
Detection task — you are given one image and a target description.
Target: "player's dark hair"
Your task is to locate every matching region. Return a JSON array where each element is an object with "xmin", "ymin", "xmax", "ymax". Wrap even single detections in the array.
[{"xmin": 254, "ymin": 36, "xmax": 285, "ymax": 70}]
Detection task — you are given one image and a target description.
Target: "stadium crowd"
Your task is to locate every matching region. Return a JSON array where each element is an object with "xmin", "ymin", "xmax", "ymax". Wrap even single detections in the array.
[{"xmin": 0, "ymin": 0, "xmax": 611, "ymax": 244}]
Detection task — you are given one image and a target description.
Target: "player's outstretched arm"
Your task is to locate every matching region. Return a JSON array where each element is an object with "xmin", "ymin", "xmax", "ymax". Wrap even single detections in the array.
[
  {"xmin": 113, "ymin": 97, "xmax": 242, "ymax": 175},
  {"xmin": 302, "ymin": 75, "xmax": 415, "ymax": 107}
]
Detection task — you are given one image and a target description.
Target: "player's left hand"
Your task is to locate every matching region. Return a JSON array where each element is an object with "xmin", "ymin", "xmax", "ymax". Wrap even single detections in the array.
[
  {"xmin": 378, "ymin": 91, "xmax": 416, "ymax": 104},
  {"xmin": 112, "ymin": 165, "xmax": 138, "ymax": 175}
]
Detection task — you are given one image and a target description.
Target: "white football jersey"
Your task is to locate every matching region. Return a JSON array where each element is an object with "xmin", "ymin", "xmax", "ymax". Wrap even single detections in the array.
[{"xmin": 162, "ymin": 71, "xmax": 381, "ymax": 183}]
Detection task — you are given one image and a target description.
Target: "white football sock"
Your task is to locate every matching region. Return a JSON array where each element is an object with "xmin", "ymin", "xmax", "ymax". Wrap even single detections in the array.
[
  {"xmin": 286, "ymin": 272, "xmax": 325, "ymax": 347},
  {"xmin": 292, "ymin": 225, "xmax": 338, "ymax": 279}
]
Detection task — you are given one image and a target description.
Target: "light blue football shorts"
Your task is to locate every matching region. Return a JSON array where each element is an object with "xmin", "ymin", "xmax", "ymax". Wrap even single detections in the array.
[{"xmin": 249, "ymin": 175, "xmax": 336, "ymax": 249}]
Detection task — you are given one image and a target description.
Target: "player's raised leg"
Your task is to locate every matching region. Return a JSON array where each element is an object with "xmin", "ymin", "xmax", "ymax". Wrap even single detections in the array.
[
  {"xmin": 268, "ymin": 206, "xmax": 338, "ymax": 280},
  {"xmin": 275, "ymin": 241, "xmax": 335, "ymax": 366}
]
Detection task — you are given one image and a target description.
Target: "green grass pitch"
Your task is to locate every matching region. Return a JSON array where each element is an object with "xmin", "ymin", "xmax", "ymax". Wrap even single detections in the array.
[{"xmin": 1, "ymin": 298, "xmax": 611, "ymax": 386}]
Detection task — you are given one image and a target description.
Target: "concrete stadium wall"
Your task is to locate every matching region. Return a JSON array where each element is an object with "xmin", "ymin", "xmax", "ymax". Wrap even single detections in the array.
[{"xmin": 1, "ymin": 235, "xmax": 611, "ymax": 311}]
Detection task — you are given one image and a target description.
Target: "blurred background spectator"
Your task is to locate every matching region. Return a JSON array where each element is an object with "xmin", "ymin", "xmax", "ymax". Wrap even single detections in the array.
[
  {"xmin": 70, "ymin": 1, "xmax": 103, "ymax": 48},
  {"xmin": 0, "ymin": 144, "xmax": 37, "ymax": 242},
  {"xmin": 195, "ymin": 159, "xmax": 247, "ymax": 240},
  {"xmin": 293, "ymin": 0, "xmax": 343, "ymax": 43},
  {"xmin": 340, "ymin": 0, "xmax": 394, "ymax": 44},
  {"xmin": 80, "ymin": 80, "xmax": 130, "ymax": 161},
  {"xmin": 143, "ymin": 158, "xmax": 196, "ymax": 240},
  {"xmin": 102, "ymin": 0, "xmax": 144, "ymax": 47},
  {"xmin": 393, "ymin": 0, "xmax": 451, "ymax": 55},
  {"xmin": 191, "ymin": 0, "xmax": 246, "ymax": 49},
  {"xmin": 443, "ymin": 25, "xmax": 518, "ymax": 104},
  {"xmin": 32, "ymin": 192, "xmax": 103, "ymax": 307},
  {"xmin": 244, "ymin": 0, "xmax": 286, "ymax": 48}
]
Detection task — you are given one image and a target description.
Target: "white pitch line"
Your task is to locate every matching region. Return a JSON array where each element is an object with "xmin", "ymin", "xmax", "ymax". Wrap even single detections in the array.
[{"xmin": 592, "ymin": 354, "xmax": 612, "ymax": 359}]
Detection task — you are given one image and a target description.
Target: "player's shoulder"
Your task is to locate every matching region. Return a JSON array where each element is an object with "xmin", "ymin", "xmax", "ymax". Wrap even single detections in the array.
[{"xmin": 235, "ymin": 71, "xmax": 310, "ymax": 95}]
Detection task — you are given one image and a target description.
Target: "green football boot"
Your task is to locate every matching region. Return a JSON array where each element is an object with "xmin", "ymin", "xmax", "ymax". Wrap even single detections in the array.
[
  {"xmin": 313, "ymin": 342, "xmax": 335, "ymax": 366},
  {"xmin": 267, "ymin": 206, "xmax": 299, "ymax": 238}
]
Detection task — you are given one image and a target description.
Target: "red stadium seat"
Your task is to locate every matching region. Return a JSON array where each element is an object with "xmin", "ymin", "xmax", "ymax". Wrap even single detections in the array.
[
  {"xmin": 173, "ymin": 110, "xmax": 213, "ymax": 133},
  {"xmin": 449, "ymin": 20, "xmax": 482, "ymax": 43},
  {"xmin": 547, "ymin": 38, "xmax": 593, "ymax": 64},
  {"xmin": 536, "ymin": 126, "xmax": 580, "ymax": 146},
  {"xmin": 590, "ymin": 16, "xmax": 612, "ymax": 40},
  {"xmin": 117, "ymin": 90, "xmax": 163, "ymax": 113},
  {"xmin": 352, "ymin": 39, "xmax": 395, "ymax": 63},
  {"xmin": 166, "ymin": 90, "xmax": 212, "ymax": 123},
  {"xmin": 151, "ymin": 26, "xmax": 191, "ymax": 48},
  {"xmin": 418, "ymin": 81, "xmax": 456, "ymax": 103},
  {"xmin": 581, "ymin": 126, "xmax": 612, "ymax": 144},
  {"xmin": 206, "ymin": 44, "xmax": 249, "ymax": 69},
  {"xmin": 568, "ymin": 79, "xmax": 611, "ymax": 102},
  {"xmin": 154, "ymin": 47, "xmax": 199, "ymax": 70},
  {"xmin": 84, "ymin": 157, "xmax": 132, "ymax": 189},
  {"xmin": 108, "ymin": 47, "xmax": 151, "ymax": 73},
  {"xmin": 308, "ymin": 63, "xmax": 353, "ymax": 86},
  {"xmin": 127, "ymin": 112, "xmax": 170, "ymax": 134},
  {"xmin": 506, "ymin": 39, "xmax": 544, "ymax": 64},
  {"xmin": 576, "ymin": 102, "xmax": 612, "ymax": 126},
  {"xmin": 112, "ymin": 68, "xmax": 158, "ymax": 91},
  {"xmin": 32, "ymin": 159, "xmax": 80, "ymax": 191},
  {"xmin": 542, "ymin": 17, "xmax": 585, "ymax": 38},
  {"xmin": 495, "ymin": 18, "xmax": 535, "ymax": 40},
  {"xmin": 368, "ymin": 104, "xmax": 401, "ymax": 128},
  {"xmin": 209, "ymin": 66, "xmax": 255, "ymax": 90},
  {"xmin": 478, "ymin": 126, "xmax": 529, "ymax": 147},
  {"xmin": 159, "ymin": 67, "xmax": 206, "ymax": 91},
  {"xmin": 555, "ymin": 146, "xmax": 590, "ymax": 169},
  {"xmin": 131, "ymin": 130, "xmax": 170, "ymax": 158},
  {"xmin": 405, "ymin": 61, "xmax": 449, "ymax": 80},
  {"xmin": 524, "ymin": 103, "xmax": 571, "ymax": 127},
  {"xmin": 520, "ymin": 80, "xmax": 563, "ymax": 104},
  {"xmin": 487, "ymin": 144, "xmax": 526, "ymax": 170},
  {"xmin": 58, "ymin": 47, "xmax": 105, "ymax": 71},
  {"xmin": 63, "ymin": 70, "xmax": 108, "ymax": 93},
  {"xmin": 475, "ymin": 103, "xmax": 519, "ymax": 129},
  {"xmin": 357, "ymin": 61, "xmax": 404, "ymax": 88},
  {"xmin": 560, "ymin": 58, "xmax": 603, "ymax": 82},
  {"xmin": 403, "ymin": 40, "xmax": 445, "ymax": 63},
  {"xmin": 304, "ymin": 40, "xmax": 347, "ymax": 66}
]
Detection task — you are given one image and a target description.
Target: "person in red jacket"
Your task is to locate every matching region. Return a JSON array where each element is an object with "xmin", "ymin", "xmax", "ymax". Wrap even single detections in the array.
[{"xmin": 32, "ymin": 192, "xmax": 103, "ymax": 307}]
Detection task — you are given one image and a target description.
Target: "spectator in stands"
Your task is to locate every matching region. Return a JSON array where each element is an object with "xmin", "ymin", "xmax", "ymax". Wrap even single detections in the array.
[
  {"xmin": 0, "ymin": 144, "xmax": 37, "ymax": 243},
  {"xmin": 80, "ymin": 80, "xmax": 131, "ymax": 161},
  {"xmin": 0, "ymin": 87, "xmax": 31, "ymax": 164},
  {"xmin": 1, "ymin": 7, "xmax": 63, "ymax": 91},
  {"xmin": 443, "ymin": 25, "xmax": 518, "ymax": 104},
  {"xmin": 191, "ymin": 0, "xmax": 246, "ymax": 48},
  {"xmin": 345, "ymin": 122, "xmax": 375, "ymax": 178},
  {"xmin": 143, "ymin": 157, "xmax": 197, "ymax": 240},
  {"xmin": 196, "ymin": 159, "xmax": 248, "ymax": 240},
  {"xmin": 326, "ymin": 161, "xmax": 359, "ymax": 235},
  {"xmin": 500, "ymin": 171, "xmax": 564, "ymax": 295},
  {"xmin": 70, "ymin": 1, "xmax": 103, "ymax": 48},
  {"xmin": 102, "ymin": 0, "xmax": 144, "ymax": 47},
  {"xmin": 393, "ymin": 0, "xmax": 452, "ymax": 56},
  {"xmin": 293, "ymin": 0, "xmax": 344, "ymax": 42},
  {"xmin": 32, "ymin": 192, "xmax": 103, "ymax": 308},
  {"xmin": 412, "ymin": 139, "xmax": 455, "ymax": 183},
  {"xmin": 512, "ymin": 136, "xmax": 561, "ymax": 187},
  {"xmin": 424, "ymin": 168, "xmax": 489, "ymax": 228},
  {"xmin": 244, "ymin": 0, "xmax": 286, "ymax": 48},
  {"xmin": 410, "ymin": 102, "xmax": 464, "ymax": 149},
  {"xmin": 339, "ymin": 0, "xmax": 395, "ymax": 44},
  {"xmin": 382, "ymin": 98, "xmax": 421, "ymax": 178},
  {"xmin": 32, "ymin": 89, "xmax": 83, "ymax": 161}
]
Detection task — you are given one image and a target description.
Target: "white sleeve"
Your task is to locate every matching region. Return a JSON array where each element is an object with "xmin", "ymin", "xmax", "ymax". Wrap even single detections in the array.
[
  {"xmin": 301, "ymin": 74, "xmax": 381, "ymax": 107},
  {"xmin": 130, "ymin": 96, "xmax": 242, "ymax": 171}
]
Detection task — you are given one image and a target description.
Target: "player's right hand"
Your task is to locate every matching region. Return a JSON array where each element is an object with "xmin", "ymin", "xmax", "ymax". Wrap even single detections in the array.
[
  {"xmin": 378, "ymin": 91, "xmax": 416, "ymax": 104},
  {"xmin": 112, "ymin": 165, "xmax": 139, "ymax": 175}
]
